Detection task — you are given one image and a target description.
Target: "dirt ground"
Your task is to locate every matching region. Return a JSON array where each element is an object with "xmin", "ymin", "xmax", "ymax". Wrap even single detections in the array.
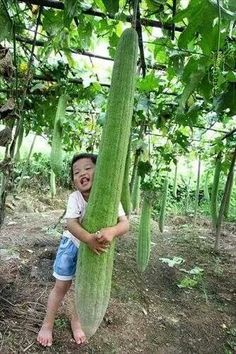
[{"xmin": 0, "ymin": 192, "xmax": 235, "ymax": 354}]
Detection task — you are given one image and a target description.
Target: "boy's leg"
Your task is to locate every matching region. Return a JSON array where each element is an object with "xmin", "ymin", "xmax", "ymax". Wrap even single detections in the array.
[
  {"xmin": 37, "ymin": 279, "xmax": 71, "ymax": 347},
  {"xmin": 37, "ymin": 235, "xmax": 76, "ymax": 346},
  {"xmin": 71, "ymin": 307, "xmax": 86, "ymax": 344}
]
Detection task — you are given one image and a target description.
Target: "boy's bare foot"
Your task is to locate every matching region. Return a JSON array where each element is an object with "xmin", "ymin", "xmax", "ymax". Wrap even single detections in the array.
[
  {"xmin": 37, "ymin": 325, "xmax": 53, "ymax": 347},
  {"xmin": 71, "ymin": 317, "xmax": 86, "ymax": 345}
]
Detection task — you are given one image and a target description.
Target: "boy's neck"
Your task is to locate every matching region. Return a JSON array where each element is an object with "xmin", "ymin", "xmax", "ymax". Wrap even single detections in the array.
[{"xmin": 81, "ymin": 191, "xmax": 90, "ymax": 201}]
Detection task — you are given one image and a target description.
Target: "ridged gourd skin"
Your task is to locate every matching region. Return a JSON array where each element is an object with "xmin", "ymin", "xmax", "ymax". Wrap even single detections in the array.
[
  {"xmin": 159, "ymin": 176, "xmax": 169, "ymax": 233},
  {"xmin": 121, "ymin": 143, "xmax": 131, "ymax": 215},
  {"xmin": 50, "ymin": 94, "xmax": 66, "ymax": 175},
  {"xmin": 136, "ymin": 197, "xmax": 152, "ymax": 272},
  {"xmin": 75, "ymin": 28, "xmax": 138, "ymax": 338},
  {"xmin": 210, "ymin": 152, "xmax": 222, "ymax": 230}
]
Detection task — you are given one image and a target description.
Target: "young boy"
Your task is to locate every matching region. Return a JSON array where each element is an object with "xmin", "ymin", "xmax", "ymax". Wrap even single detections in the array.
[{"xmin": 37, "ymin": 153, "xmax": 129, "ymax": 347}]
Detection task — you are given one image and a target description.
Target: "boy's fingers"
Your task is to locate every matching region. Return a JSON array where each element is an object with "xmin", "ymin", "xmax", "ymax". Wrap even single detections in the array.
[{"xmin": 98, "ymin": 246, "xmax": 108, "ymax": 252}]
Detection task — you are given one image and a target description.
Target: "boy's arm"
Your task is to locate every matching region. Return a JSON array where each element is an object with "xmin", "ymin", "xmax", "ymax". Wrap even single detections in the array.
[
  {"xmin": 96, "ymin": 215, "xmax": 129, "ymax": 244},
  {"xmin": 66, "ymin": 218, "xmax": 108, "ymax": 255}
]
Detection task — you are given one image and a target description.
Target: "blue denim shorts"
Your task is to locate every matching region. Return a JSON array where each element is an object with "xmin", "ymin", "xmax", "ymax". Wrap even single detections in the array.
[{"xmin": 53, "ymin": 236, "xmax": 78, "ymax": 281}]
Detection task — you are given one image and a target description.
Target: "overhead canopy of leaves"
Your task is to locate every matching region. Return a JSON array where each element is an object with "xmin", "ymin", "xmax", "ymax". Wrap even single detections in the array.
[{"xmin": 0, "ymin": 0, "xmax": 235, "ymax": 169}]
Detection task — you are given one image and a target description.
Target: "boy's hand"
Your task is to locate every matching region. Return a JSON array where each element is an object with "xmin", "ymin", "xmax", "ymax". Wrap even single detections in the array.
[
  {"xmin": 95, "ymin": 227, "xmax": 116, "ymax": 244},
  {"xmin": 86, "ymin": 235, "xmax": 109, "ymax": 255}
]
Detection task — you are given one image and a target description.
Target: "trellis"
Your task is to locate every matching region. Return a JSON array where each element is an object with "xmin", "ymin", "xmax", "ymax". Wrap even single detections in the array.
[{"xmin": 0, "ymin": 0, "xmax": 235, "ymax": 249}]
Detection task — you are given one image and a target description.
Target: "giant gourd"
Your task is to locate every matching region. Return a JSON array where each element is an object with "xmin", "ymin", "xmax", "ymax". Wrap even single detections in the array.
[{"xmin": 75, "ymin": 28, "xmax": 138, "ymax": 338}]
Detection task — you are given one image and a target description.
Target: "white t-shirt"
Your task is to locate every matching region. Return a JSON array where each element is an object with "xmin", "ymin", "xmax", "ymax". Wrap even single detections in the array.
[{"xmin": 64, "ymin": 190, "xmax": 125, "ymax": 247}]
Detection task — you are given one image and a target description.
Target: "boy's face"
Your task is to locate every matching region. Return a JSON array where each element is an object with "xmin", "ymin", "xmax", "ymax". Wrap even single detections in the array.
[{"xmin": 72, "ymin": 158, "xmax": 95, "ymax": 197}]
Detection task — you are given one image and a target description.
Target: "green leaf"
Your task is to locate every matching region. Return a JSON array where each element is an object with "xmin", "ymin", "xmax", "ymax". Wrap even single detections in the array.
[
  {"xmin": 76, "ymin": 18, "xmax": 93, "ymax": 49},
  {"xmin": 175, "ymin": 0, "xmax": 227, "ymax": 53},
  {"xmin": 168, "ymin": 52, "xmax": 185, "ymax": 76},
  {"xmin": 138, "ymin": 161, "xmax": 152, "ymax": 181},
  {"xmin": 64, "ymin": 49, "xmax": 76, "ymax": 68},
  {"xmin": 175, "ymin": 131, "xmax": 189, "ymax": 150},
  {"xmin": 177, "ymin": 276, "xmax": 199, "ymax": 289},
  {"xmin": 101, "ymin": 0, "xmax": 119, "ymax": 14},
  {"xmin": 208, "ymin": 0, "xmax": 236, "ymax": 19},
  {"xmin": 178, "ymin": 58, "xmax": 206, "ymax": 113},
  {"xmin": 30, "ymin": 83, "xmax": 45, "ymax": 92},
  {"xmin": 198, "ymin": 74, "xmax": 213, "ymax": 101},
  {"xmin": 189, "ymin": 267, "xmax": 204, "ymax": 275},
  {"xmin": 154, "ymin": 40, "xmax": 168, "ymax": 64},
  {"xmin": 228, "ymin": 0, "xmax": 236, "ymax": 12},
  {"xmin": 42, "ymin": 10, "xmax": 64, "ymax": 35},
  {"xmin": 64, "ymin": 0, "xmax": 80, "ymax": 27},
  {"xmin": 137, "ymin": 74, "xmax": 159, "ymax": 92},
  {"xmin": 94, "ymin": 0, "xmax": 106, "ymax": 11},
  {"xmin": 178, "ymin": 3, "xmax": 205, "ymax": 48},
  {"xmin": 146, "ymin": 0, "xmax": 165, "ymax": 11},
  {"xmin": 226, "ymin": 71, "xmax": 236, "ymax": 82},
  {"xmin": 198, "ymin": 21, "xmax": 219, "ymax": 54},
  {"xmin": 97, "ymin": 112, "xmax": 106, "ymax": 127},
  {"xmin": 108, "ymin": 31, "xmax": 120, "ymax": 58},
  {"xmin": 174, "ymin": 0, "xmax": 201, "ymax": 23},
  {"xmin": 214, "ymin": 82, "xmax": 236, "ymax": 116},
  {"xmin": 0, "ymin": 2, "xmax": 12, "ymax": 41},
  {"xmin": 136, "ymin": 95, "xmax": 150, "ymax": 112},
  {"xmin": 159, "ymin": 257, "xmax": 185, "ymax": 267}
]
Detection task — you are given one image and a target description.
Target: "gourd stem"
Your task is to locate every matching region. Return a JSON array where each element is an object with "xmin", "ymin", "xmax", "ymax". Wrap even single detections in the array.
[{"xmin": 132, "ymin": 0, "xmax": 139, "ymax": 28}]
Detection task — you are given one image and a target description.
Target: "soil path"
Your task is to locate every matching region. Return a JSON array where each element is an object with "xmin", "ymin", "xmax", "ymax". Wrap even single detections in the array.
[{"xmin": 0, "ymin": 206, "xmax": 235, "ymax": 354}]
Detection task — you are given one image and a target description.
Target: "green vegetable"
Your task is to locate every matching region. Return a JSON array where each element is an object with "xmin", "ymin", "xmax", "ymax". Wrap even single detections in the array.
[
  {"xmin": 50, "ymin": 94, "xmax": 66, "ymax": 175},
  {"xmin": 75, "ymin": 27, "xmax": 138, "ymax": 338},
  {"xmin": 136, "ymin": 197, "xmax": 152, "ymax": 272}
]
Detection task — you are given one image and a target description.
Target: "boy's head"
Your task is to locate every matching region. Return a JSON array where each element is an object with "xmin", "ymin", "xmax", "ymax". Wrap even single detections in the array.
[{"xmin": 71, "ymin": 153, "xmax": 97, "ymax": 198}]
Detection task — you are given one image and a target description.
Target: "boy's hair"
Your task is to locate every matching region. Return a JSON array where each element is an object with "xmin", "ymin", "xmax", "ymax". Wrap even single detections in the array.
[{"xmin": 70, "ymin": 153, "xmax": 97, "ymax": 181}]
